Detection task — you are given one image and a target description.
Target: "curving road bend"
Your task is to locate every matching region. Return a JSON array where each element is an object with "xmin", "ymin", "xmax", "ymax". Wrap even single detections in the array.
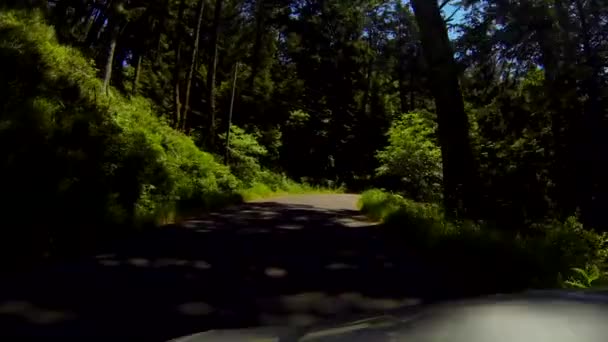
[{"xmin": 0, "ymin": 194, "xmax": 441, "ymax": 341}]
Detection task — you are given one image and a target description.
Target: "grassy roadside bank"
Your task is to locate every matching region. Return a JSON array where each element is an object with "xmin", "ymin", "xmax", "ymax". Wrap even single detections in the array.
[
  {"xmin": 158, "ymin": 181, "xmax": 343, "ymax": 225},
  {"xmin": 239, "ymin": 182, "xmax": 344, "ymax": 202},
  {"xmin": 0, "ymin": 11, "xmax": 342, "ymax": 272},
  {"xmin": 358, "ymin": 189, "xmax": 608, "ymax": 293}
]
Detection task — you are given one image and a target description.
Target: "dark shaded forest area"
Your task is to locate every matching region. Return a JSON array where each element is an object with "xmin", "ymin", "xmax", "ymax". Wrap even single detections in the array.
[{"xmin": 1, "ymin": 0, "xmax": 608, "ymax": 287}]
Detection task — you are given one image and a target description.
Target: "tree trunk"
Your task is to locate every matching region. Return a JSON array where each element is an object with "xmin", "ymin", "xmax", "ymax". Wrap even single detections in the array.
[
  {"xmin": 155, "ymin": 0, "xmax": 169, "ymax": 65},
  {"xmin": 155, "ymin": 30, "xmax": 163, "ymax": 65},
  {"xmin": 553, "ymin": 0, "xmax": 575, "ymax": 65},
  {"xmin": 250, "ymin": 0, "xmax": 265, "ymax": 88},
  {"xmin": 225, "ymin": 63, "xmax": 239, "ymax": 164},
  {"xmin": 84, "ymin": 2, "xmax": 111, "ymax": 48},
  {"xmin": 397, "ymin": 60, "xmax": 409, "ymax": 113},
  {"xmin": 182, "ymin": 0, "xmax": 206, "ymax": 133},
  {"xmin": 132, "ymin": 52, "xmax": 143, "ymax": 94},
  {"xmin": 102, "ymin": 21, "xmax": 120, "ymax": 95},
  {"xmin": 409, "ymin": 62, "xmax": 415, "ymax": 111},
  {"xmin": 362, "ymin": 32, "xmax": 374, "ymax": 115},
  {"xmin": 396, "ymin": 5, "xmax": 417, "ymax": 114},
  {"xmin": 410, "ymin": 0, "xmax": 479, "ymax": 217},
  {"xmin": 573, "ymin": 0, "xmax": 605, "ymax": 227},
  {"xmin": 80, "ymin": 6, "xmax": 98, "ymax": 43},
  {"xmin": 206, "ymin": 0, "xmax": 223, "ymax": 147},
  {"xmin": 363, "ymin": 62, "xmax": 373, "ymax": 115},
  {"xmin": 173, "ymin": 0, "xmax": 186, "ymax": 128},
  {"xmin": 396, "ymin": 9, "xmax": 408, "ymax": 114},
  {"xmin": 531, "ymin": 0, "xmax": 580, "ymax": 219}
]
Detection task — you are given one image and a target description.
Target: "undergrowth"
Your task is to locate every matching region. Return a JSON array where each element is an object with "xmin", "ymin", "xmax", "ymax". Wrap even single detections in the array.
[
  {"xmin": 0, "ymin": 10, "xmax": 334, "ymax": 267},
  {"xmin": 239, "ymin": 171, "xmax": 344, "ymax": 201},
  {"xmin": 359, "ymin": 189, "xmax": 608, "ymax": 291}
]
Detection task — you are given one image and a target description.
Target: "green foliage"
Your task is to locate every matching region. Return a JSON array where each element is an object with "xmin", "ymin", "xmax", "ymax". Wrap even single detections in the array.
[
  {"xmin": 240, "ymin": 171, "xmax": 344, "ymax": 201},
  {"xmin": 563, "ymin": 265, "xmax": 605, "ymax": 289},
  {"xmin": 0, "ymin": 10, "xmax": 240, "ymax": 262},
  {"xmin": 218, "ymin": 124, "xmax": 331, "ymax": 201},
  {"xmin": 6, "ymin": 0, "xmax": 608, "ymax": 293},
  {"xmin": 253, "ymin": 126, "xmax": 283, "ymax": 164},
  {"xmin": 526, "ymin": 216, "xmax": 608, "ymax": 285},
  {"xmin": 359, "ymin": 189, "xmax": 456, "ymax": 245},
  {"xmin": 221, "ymin": 125, "xmax": 267, "ymax": 184},
  {"xmin": 469, "ymin": 69, "xmax": 556, "ymax": 226},
  {"xmin": 19, "ymin": 0, "xmax": 608, "ymax": 230},
  {"xmin": 359, "ymin": 189, "xmax": 608, "ymax": 290},
  {"xmin": 375, "ymin": 111, "xmax": 442, "ymax": 202},
  {"xmin": 24, "ymin": 0, "xmax": 419, "ymax": 189},
  {"xmin": 0, "ymin": 10, "xmax": 346, "ymax": 268},
  {"xmin": 286, "ymin": 110, "xmax": 311, "ymax": 129}
]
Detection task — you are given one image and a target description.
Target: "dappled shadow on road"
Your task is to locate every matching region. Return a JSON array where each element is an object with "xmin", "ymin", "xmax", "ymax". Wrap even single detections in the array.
[{"xmin": 0, "ymin": 202, "xmax": 444, "ymax": 341}]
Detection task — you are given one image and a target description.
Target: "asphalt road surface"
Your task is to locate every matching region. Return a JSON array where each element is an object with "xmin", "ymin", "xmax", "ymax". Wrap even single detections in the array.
[{"xmin": 0, "ymin": 194, "xmax": 445, "ymax": 341}]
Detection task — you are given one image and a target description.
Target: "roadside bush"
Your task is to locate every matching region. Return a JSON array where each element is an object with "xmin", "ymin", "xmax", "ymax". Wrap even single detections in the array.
[
  {"xmin": 359, "ymin": 189, "xmax": 450, "ymax": 243},
  {"xmin": 375, "ymin": 111, "xmax": 442, "ymax": 203},
  {"xmin": 240, "ymin": 171, "xmax": 343, "ymax": 201},
  {"xmin": 527, "ymin": 217, "xmax": 608, "ymax": 285},
  {"xmin": 114, "ymin": 97, "xmax": 240, "ymax": 221},
  {"xmin": 0, "ymin": 11, "xmax": 240, "ymax": 264},
  {"xmin": 221, "ymin": 125, "xmax": 268, "ymax": 185},
  {"xmin": 216, "ymin": 124, "xmax": 344, "ymax": 200},
  {"xmin": 359, "ymin": 189, "xmax": 608, "ymax": 291}
]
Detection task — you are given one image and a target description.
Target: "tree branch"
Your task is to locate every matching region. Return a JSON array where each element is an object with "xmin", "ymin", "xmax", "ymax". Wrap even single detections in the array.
[
  {"xmin": 439, "ymin": 0, "xmax": 452, "ymax": 10},
  {"xmin": 445, "ymin": 5, "xmax": 462, "ymax": 23}
]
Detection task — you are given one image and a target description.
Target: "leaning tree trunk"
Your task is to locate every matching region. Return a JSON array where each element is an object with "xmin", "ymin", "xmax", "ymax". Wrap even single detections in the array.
[
  {"xmin": 182, "ymin": 0, "xmax": 206, "ymax": 133},
  {"xmin": 79, "ymin": 6, "xmax": 98, "ymax": 43},
  {"xmin": 410, "ymin": 0, "xmax": 480, "ymax": 217},
  {"xmin": 102, "ymin": 20, "xmax": 121, "ymax": 95},
  {"xmin": 206, "ymin": 0, "xmax": 223, "ymax": 148},
  {"xmin": 132, "ymin": 51, "xmax": 143, "ymax": 94},
  {"xmin": 173, "ymin": 0, "xmax": 186, "ymax": 128},
  {"xmin": 85, "ymin": 1, "xmax": 112, "ymax": 48}
]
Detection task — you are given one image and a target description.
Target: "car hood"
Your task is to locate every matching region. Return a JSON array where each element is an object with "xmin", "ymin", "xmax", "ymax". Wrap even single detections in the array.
[{"xmin": 171, "ymin": 290, "xmax": 608, "ymax": 342}]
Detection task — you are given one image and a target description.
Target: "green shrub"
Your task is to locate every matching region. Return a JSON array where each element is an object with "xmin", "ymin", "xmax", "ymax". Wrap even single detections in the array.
[
  {"xmin": 0, "ymin": 10, "xmax": 240, "ymax": 263},
  {"xmin": 359, "ymin": 189, "xmax": 608, "ymax": 290},
  {"xmin": 240, "ymin": 171, "xmax": 343, "ymax": 201},
  {"xmin": 221, "ymin": 125, "xmax": 268, "ymax": 185},
  {"xmin": 563, "ymin": 265, "xmax": 606, "ymax": 289},
  {"xmin": 240, "ymin": 182, "xmax": 275, "ymax": 201},
  {"xmin": 217, "ymin": 125, "xmax": 343, "ymax": 201},
  {"xmin": 525, "ymin": 217, "xmax": 608, "ymax": 284},
  {"xmin": 375, "ymin": 111, "xmax": 442, "ymax": 203},
  {"xmin": 359, "ymin": 189, "xmax": 450, "ymax": 244}
]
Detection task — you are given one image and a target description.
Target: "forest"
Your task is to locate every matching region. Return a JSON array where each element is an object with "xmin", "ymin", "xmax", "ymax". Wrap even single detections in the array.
[{"xmin": 1, "ymin": 0, "xmax": 608, "ymax": 289}]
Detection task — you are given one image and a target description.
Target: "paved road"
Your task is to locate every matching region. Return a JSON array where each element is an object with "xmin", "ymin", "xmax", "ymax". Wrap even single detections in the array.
[{"xmin": 0, "ymin": 194, "xmax": 442, "ymax": 341}]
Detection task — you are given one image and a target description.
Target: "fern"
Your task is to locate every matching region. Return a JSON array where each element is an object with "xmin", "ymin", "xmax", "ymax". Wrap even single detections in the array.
[{"xmin": 564, "ymin": 265, "xmax": 602, "ymax": 289}]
